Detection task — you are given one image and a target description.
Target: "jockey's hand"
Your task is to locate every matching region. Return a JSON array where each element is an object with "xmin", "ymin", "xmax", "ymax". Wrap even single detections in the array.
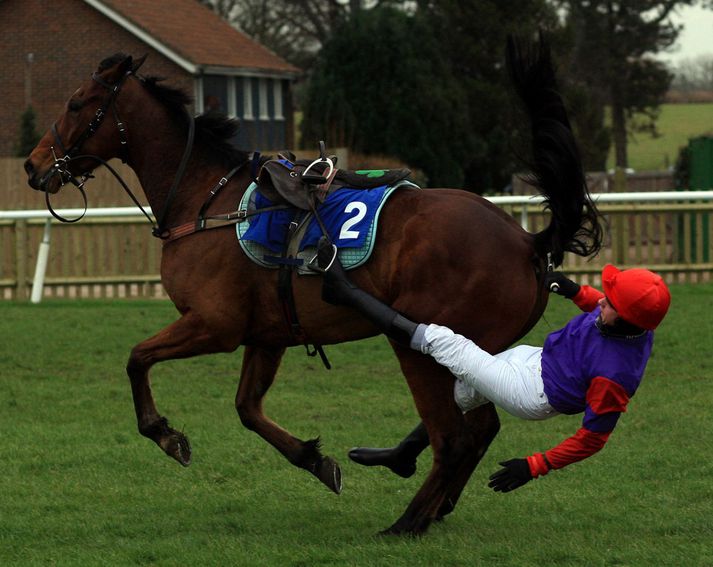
[
  {"xmin": 545, "ymin": 271, "xmax": 580, "ymax": 298},
  {"xmin": 488, "ymin": 459, "xmax": 533, "ymax": 492}
]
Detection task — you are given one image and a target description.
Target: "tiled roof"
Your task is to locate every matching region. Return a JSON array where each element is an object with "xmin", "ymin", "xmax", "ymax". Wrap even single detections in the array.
[{"xmin": 88, "ymin": 0, "xmax": 300, "ymax": 76}]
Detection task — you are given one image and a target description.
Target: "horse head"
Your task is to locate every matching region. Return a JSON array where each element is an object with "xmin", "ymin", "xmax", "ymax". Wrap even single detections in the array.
[{"xmin": 25, "ymin": 54, "xmax": 146, "ymax": 194}]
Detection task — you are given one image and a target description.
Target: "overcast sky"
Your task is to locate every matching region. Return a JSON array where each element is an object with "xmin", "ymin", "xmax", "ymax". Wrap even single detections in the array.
[{"xmin": 660, "ymin": 4, "xmax": 713, "ymax": 63}]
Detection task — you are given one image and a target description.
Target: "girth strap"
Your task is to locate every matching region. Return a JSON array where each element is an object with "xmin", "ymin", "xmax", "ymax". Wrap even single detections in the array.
[{"xmin": 277, "ymin": 217, "xmax": 331, "ymax": 370}]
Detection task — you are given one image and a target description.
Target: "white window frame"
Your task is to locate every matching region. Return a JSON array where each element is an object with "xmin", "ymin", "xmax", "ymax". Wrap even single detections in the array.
[
  {"xmin": 243, "ymin": 77, "xmax": 254, "ymax": 120},
  {"xmin": 194, "ymin": 78, "xmax": 204, "ymax": 114},
  {"xmin": 226, "ymin": 77, "xmax": 237, "ymax": 117},
  {"xmin": 273, "ymin": 80, "xmax": 284, "ymax": 120},
  {"xmin": 258, "ymin": 78, "xmax": 269, "ymax": 120}
]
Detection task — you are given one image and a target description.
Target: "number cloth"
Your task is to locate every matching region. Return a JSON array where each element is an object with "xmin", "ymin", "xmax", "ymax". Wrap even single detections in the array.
[{"xmin": 241, "ymin": 185, "xmax": 389, "ymax": 252}]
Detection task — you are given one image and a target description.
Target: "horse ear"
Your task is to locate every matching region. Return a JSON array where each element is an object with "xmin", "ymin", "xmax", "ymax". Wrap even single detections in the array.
[
  {"xmin": 115, "ymin": 54, "xmax": 146, "ymax": 78},
  {"xmin": 117, "ymin": 55, "xmax": 134, "ymax": 76},
  {"xmin": 132, "ymin": 54, "xmax": 148, "ymax": 73}
]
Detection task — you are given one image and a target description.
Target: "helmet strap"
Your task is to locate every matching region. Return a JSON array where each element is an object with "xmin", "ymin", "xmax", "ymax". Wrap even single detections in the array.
[{"xmin": 596, "ymin": 316, "xmax": 646, "ymax": 339}]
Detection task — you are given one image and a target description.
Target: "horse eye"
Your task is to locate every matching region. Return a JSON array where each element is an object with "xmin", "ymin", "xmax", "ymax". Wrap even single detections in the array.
[{"xmin": 68, "ymin": 100, "xmax": 83, "ymax": 112}]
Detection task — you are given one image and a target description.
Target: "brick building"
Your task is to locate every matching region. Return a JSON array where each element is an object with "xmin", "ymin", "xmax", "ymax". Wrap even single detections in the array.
[{"xmin": 0, "ymin": 0, "xmax": 300, "ymax": 157}]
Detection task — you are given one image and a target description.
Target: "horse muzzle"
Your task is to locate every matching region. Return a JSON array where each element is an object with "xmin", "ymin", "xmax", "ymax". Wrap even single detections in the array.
[
  {"xmin": 25, "ymin": 157, "xmax": 71, "ymax": 194},
  {"xmin": 24, "ymin": 157, "xmax": 46, "ymax": 191}
]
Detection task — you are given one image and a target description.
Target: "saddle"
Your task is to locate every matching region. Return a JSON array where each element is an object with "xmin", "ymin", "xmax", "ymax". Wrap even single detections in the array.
[
  {"xmin": 250, "ymin": 142, "xmax": 413, "ymax": 371},
  {"xmin": 256, "ymin": 142, "xmax": 411, "ymax": 210}
]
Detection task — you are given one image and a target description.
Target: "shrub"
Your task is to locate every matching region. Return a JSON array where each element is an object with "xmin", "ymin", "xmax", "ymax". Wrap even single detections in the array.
[{"xmin": 15, "ymin": 106, "xmax": 41, "ymax": 157}]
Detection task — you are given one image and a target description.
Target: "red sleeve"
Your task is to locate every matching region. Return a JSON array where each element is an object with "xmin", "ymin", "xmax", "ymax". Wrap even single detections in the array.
[
  {"xmin": 526, "ymin": 377, "xmax": 629, "ymax": 477},
  {"xmin": 527, "ymin": 428, "xmax": 611, "ymax": 477},
  {"xmin": 572, "ymin": 285, "xmax": 605, "ymax": 312},
  {"xmin": 587, "ymin": 377, "xmax": 630, "ymax": 415}
]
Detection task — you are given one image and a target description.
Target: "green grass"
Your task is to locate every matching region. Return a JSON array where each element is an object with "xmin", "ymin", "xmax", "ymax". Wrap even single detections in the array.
[
  {"xmin": 1, "ymin": 285, "xmax": 713, "ymax": 566},
  {"xmin": 608, "ymin": 102, "xmax": 713, "ymax": 172}
]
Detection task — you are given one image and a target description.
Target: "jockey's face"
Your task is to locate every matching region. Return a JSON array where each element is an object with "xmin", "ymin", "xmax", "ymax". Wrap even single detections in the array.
[{"xmin": 598, "ymin": 296, "xmax": 619, "ymax": 326}]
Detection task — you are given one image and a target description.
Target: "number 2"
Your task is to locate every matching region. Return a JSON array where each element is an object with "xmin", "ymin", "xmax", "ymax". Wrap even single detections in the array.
[{"xmin": 339, "ymin": 201, "xmax": 367, "ymax": 240}]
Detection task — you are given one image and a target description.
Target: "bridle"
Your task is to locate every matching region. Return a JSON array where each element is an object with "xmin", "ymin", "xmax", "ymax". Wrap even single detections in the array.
[
  {"xmin": 45, "ymin": 62, "xmax": 195, "ymax": 238},
  {"xmin": 46, "ymin": 68, "xmax": 135, "ymax": 224},
  {"xmin": 50, "ymin": 70, "xmax": 131, "ymax": 168}
]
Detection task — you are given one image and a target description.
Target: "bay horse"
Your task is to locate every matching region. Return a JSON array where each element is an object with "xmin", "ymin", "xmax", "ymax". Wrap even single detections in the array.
[{"xmin": 24, "ymin": 37, "xmax": 602, "ymax": 536}]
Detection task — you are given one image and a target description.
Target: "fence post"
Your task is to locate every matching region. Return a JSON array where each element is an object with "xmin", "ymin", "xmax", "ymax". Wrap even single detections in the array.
[
  {"xmin": 15, "ymin": 219, "xmax": 28, "ymax": 300},
  {"xmin": 31, "ymin": 219, "xmax": 52, "ymax": 304},
  {"xmin": 613, "ymin": 168, "xmax": 628, "ymax": 263}
]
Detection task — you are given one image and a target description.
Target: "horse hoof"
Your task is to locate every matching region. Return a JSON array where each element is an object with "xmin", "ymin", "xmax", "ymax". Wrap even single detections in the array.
[
  {"xmin": 166, "ymin": 431, "xmax": 192, "ymax": 467},
  {"xmin": 377, "ymin": 526, "xmax": 421, "ymax": 538},
  {"xmin": 379, "ymin": 517, "xmax": 430, "ymax": 537},
  {"xmin": 314, "ymin": 456, "xmax": 342, "ymax": 494}
]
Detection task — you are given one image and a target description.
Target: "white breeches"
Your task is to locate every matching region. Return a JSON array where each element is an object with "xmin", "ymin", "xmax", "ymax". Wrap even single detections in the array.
[{"xmin": 421, "ymin": 324, "xmax": 559, "ymax": 420}]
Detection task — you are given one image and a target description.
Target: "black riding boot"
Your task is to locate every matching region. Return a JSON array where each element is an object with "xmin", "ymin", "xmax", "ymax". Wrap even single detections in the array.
[
  {"xmin": 317, "ymin": 237, "xmax": 421, "ymax": 346},
  {"xmin": 348, "ymin": 422, "xmax": 430, "ymax": 478}
]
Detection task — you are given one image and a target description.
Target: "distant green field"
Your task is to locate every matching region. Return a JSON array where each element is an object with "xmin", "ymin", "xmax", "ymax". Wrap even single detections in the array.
[
  {"xmin": 299, "ymin": 102, "xmax": 713, "ymax": 175},
  {"xmin": 607, "ymin": 102, "xmax": 713, "ymax": 172}
]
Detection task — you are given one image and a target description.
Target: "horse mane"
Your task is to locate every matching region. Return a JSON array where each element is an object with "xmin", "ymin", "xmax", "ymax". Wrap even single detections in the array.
[
  {"xmin": 142, "ymin": 77, "xmax": 251, "ymax": 169},
  {"xmin": 98, "ymin": 54, "xmax": 251, "ymax": 170}
]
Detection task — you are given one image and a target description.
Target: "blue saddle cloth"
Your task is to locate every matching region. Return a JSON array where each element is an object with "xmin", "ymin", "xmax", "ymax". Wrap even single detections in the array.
[
  {"xmin": 236, "ymin": 181, "xmax": 417, "ymax": 272},
  {"xmin": 242, "ymin": 185, "xmax": 389, "ymax": 252}
]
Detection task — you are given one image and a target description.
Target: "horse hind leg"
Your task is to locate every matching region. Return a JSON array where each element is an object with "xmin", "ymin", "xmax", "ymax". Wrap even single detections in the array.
[
  {"xmin": 126, "ymin": 312, "xmax": 234, "ymax": 466},
  {"xmin": 436, "ymin": 403, "xmax": 500, "ymax": 520},
  {"xmin": 235, "ymin": 345, "xmax": 342, "ymax": 494},
  {"xmin": 381, "ymin": 348, "xmax": 474, "ymax": 536}
]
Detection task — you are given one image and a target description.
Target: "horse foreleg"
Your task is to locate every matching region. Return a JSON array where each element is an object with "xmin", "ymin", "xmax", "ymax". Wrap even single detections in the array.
[
  {"xmin": 127, "ymin": 312, "xmax": 231, "ymax": 466},
  {"xmin": 235, "ymin": 345, "xmax": 342, "ymax": 494}
]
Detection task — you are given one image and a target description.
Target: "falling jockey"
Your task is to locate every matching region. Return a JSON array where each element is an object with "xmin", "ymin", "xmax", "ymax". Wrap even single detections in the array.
[{"xmin": 317, "ymin": 240, "xmax": 671, "ymax": 492}]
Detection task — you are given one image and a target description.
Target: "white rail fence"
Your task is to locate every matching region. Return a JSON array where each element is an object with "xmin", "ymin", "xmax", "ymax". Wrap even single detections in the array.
[{"xmin": 1, "ymin": 191, "xmax": 712, "ymax": 302}]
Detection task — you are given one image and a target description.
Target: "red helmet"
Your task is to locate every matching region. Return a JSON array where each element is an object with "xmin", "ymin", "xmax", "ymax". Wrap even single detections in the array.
[{"xmin": 602, "ymin": 264, "xmax": 671, "ymax": 330}]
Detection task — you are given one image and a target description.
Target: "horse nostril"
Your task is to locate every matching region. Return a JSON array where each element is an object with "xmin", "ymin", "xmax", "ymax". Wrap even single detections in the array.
[{"xmin": 24, "ymin": 159, "xmax": 43, "ymax": 190}]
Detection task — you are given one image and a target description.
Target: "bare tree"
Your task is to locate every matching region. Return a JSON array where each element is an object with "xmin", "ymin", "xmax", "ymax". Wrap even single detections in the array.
[
  {"xmin": 672, "ymin": 55, "xmax": 713, "ymax": 91},
  {"xmin": 198, "ymin": 0, "xmax": 398, "ymax": 69}
]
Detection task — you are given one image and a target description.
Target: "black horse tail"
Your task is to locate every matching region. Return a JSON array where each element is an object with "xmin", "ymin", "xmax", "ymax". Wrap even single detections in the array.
[{"xmin": 506, "ymin": 34, "xmax": 603, "ymax": 267}]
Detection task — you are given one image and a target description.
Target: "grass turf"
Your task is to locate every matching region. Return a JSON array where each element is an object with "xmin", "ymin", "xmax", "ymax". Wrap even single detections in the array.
[{"xmin": 1, "ymin": 283, "xmax": 712, "ymax": 565}]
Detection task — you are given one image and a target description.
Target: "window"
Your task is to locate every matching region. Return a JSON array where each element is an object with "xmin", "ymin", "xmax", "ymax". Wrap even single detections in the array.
[{"xmin": 202, "ymin": 75, "xmax": 228, "ymax": 115}]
